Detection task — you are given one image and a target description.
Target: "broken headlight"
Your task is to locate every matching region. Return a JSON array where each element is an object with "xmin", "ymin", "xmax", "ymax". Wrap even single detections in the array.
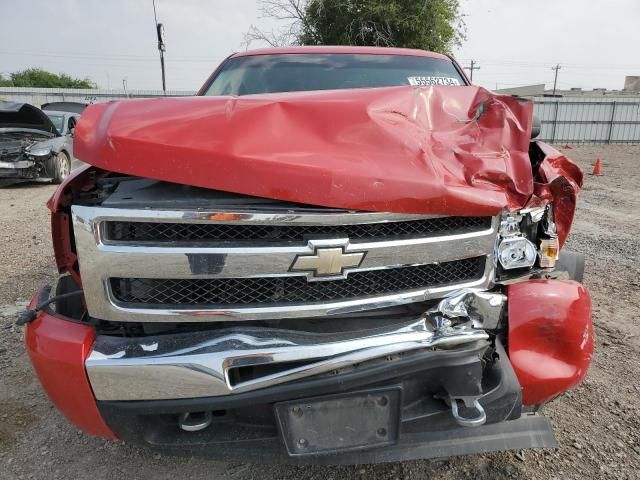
[
  {"xmin": 497, "ymin": 216, "xmax": 537, "ymax": 270},
  {"xmin": 497, "ymin": 205, "xmax": 559, "ymax": 270},
  {"xmin": 537, "ymin": 205, "xmax": 559, "ymax": 268}
]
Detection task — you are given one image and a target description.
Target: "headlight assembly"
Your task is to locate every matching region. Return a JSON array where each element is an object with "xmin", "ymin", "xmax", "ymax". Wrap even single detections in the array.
[
  {"xmin": 497, "ymin": 236, "xmax": 537, "ymax": 270},
  {"xmin": 27, "ymin": 148, "xmax": 52, "ymax": 158},
  {"xmin": 497, "ymin": 215, "xmax": 537, "ymax": 270},
  {"xmin": 497, "ymin": 205, "xmax": 559, "ymax": 271}
]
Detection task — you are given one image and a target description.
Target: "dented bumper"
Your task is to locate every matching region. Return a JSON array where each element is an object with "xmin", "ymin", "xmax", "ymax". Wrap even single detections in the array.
[
  {"xmin": 85, "ymin": 309, "xmax": 494, "ymax": 401},
  {"xmin": 24, "ymin": 278, "xmax": 592, "ymax": 461},
  {"xmin": 23, "ymin": 287, "xmax": 116, "ymax": 439},
  {"xmin": 96, "ymin": 339, "xmax": 554, "ymax": 463},
  {"xmin": 507, "ymin": 280, "xmax": 593, "ymax": 405}
]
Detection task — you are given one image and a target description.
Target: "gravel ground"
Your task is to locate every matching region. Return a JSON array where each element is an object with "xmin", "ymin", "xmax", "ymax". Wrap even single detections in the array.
[{"xmin": 1, "ymin": 145, "xmax": 639, "ymax": 479}]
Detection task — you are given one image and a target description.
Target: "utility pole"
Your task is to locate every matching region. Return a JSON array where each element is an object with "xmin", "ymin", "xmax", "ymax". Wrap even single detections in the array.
[
  {"xmin": 153, "ymin": 0, "xmax": 166, "ymax": 94},
  {"xmin": 464, "ymin": 60, "xmax": 480, "ymax": 83},
  {"xmin": 551, "ymin": 64, "xmax": 562, "ymax": 96}
]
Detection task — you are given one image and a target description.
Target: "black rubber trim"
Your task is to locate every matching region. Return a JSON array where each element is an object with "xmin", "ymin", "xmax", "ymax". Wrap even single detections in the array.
[
  {"xmin": 339, "ymin": 413, "xmax": 556, "ymax": 465},
  {"xmin": 98, "ymin": 414, "xmax": 555, "ymax": 465}
]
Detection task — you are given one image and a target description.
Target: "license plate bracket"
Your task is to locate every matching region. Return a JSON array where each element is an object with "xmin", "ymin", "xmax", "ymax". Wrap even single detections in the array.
[{"xmin": 275, "ymin": 388, "xmax": 401, "ymax": 456}]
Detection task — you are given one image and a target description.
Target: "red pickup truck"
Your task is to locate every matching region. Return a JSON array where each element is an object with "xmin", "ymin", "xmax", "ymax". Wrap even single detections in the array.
[{"xmin": 21, "ymin": 46, "xmax": 592, "ymax": 464}]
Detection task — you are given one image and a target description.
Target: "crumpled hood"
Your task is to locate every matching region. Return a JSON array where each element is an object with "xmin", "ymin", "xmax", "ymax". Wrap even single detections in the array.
[{"xmin": 75, "ymin": 86, "xmax": 539, "ymax": 216}]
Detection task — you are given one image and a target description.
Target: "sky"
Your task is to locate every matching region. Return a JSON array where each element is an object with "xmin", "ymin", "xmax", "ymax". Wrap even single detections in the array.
[{"xmin": 0, "ymin": 0, "xmax": 638, "ymax": 92}]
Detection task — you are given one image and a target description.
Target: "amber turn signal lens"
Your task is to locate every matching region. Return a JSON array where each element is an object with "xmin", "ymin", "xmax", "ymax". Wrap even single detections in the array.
[{"xmin": 539, "ymin": 238, "xmax": 559, "ymax": 268}]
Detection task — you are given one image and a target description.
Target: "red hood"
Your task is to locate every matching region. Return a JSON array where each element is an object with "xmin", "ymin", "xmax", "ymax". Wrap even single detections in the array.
[{"xmin": 75, "ymin": 86, "xmax": 538, "ymax": 216}]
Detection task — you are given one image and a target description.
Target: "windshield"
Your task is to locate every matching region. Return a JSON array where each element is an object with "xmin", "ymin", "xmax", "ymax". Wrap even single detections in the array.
[
  {"xmin": 45, "ymin": 113, "xmax": 65, "ymax": 132},
  {"xmin": 203, "ymin": 53, "xmax": 466, "ymax": 96}
]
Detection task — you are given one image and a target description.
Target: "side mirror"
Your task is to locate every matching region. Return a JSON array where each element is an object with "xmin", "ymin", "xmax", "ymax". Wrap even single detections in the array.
[{"xmin": 69, "ymin": 127, "xmax": 75, "ymax": 137}]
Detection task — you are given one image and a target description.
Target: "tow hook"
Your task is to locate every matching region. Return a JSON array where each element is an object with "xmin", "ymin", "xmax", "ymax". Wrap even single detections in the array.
[
  {"xmin": 178, "ymin": 411, "xmax": 213, "ymax": 432},
  {"xmin": 449, "ymin": 396, "xmax": 486, "ymax": 427},
  {"xmin": 436, "ymin": 394, "xmax": 487, "ymax": 428}
]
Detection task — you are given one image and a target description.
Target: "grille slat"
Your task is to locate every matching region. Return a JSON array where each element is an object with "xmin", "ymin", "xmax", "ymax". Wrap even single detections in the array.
[
  {"xmin": 110, "ymin": 257, "xmax": 485, "ymax": 307},
  {"xmin": 106, "ymin": 216, "xmax": 491, "ymax": 243}
]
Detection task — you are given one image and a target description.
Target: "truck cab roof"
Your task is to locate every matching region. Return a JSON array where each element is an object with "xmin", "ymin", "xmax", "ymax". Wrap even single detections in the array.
[{"xmin": 231, "ymin": 45, "xmax": 451, "ymax": 61}]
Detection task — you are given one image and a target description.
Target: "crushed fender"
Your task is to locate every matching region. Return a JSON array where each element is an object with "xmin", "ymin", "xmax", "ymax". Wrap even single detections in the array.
[{"xmin": 527, "ymin": 142, "xmax": 583, "ymax": 246}]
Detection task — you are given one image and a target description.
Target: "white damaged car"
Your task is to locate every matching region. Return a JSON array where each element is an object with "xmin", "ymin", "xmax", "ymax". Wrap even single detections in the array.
[{"xmin": 0, "ymin": 101, "xmax": 81, "ymax": 186}]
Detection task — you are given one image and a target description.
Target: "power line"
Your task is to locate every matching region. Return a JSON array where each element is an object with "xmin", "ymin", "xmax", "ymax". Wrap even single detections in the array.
[
  {"xmin": 2, "ymin": 48, "xmax": 635, "ymax": 71},
  {"xmin": 457, "ymin": 57, "xmax": 637, "ymax": 70},
  {"xmin": 0, "ymin": 50, "xmax": 225, "ymax": 63}
]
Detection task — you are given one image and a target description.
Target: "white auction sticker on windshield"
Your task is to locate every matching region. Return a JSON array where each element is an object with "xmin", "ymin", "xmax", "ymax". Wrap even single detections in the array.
[{"xmin": 408, "ymin": 76, "xmax": 461, "ymax": 86}]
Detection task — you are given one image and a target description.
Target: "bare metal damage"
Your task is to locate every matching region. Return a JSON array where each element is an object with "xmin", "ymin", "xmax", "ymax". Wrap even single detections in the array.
[
  {"xmin": 429, "ymin": 288, "xmax": 506, "ymax": 330},
  {"xmin": 84, "ymin": 289, "xmax": 506, "ymax": 401}
]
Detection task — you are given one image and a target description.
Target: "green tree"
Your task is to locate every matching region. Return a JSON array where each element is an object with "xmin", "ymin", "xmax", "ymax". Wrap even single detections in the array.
[
  {"xmin": 0, "ymin": 68, "xmax": 96, "ymax": 88},
  {"xmin": 245, "ymin": 0, "xmax": 465, "ymax": 54}
]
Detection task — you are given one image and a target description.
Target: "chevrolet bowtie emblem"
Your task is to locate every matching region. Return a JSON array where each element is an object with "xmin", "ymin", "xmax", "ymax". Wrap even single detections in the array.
[{"xmin": 290, "ymin": 246, "xmax": 366, "ymax": 280}]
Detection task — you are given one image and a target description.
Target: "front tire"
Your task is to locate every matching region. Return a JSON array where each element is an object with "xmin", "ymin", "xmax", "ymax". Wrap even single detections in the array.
[{"xmin": 48, "ymin": 151, "xmax": 71, "ymax": 184}]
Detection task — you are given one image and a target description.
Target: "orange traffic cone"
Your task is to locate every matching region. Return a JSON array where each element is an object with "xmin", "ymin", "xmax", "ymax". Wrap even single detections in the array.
[
  {"xmin": 592, "ymin": 159, "xmax": 603, "ymax": 176},
  {"xmin": 563, "ymin": 143, "xmax": 573, "ymax": 149}
]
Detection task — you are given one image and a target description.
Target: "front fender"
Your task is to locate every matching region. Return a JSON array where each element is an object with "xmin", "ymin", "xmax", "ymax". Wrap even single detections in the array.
[{"xmin": 32, "ymin": 136, "xmax": 62, "ymax": 153}]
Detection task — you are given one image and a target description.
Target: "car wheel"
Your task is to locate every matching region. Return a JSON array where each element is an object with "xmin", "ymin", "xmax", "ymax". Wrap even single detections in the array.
[{"xmin": 49, "ymin": 151, "xmax": 71, "ymax": 184}]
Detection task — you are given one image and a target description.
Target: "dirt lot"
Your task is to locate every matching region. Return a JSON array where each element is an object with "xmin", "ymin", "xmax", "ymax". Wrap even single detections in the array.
[{"xmin": 1, "ymin": 145, "xmax": 639, "ymax": 480}]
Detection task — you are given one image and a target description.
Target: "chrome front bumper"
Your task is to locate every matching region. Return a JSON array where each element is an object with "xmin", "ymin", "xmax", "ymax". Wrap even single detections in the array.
[{"xmin": 86, "ymin": 314, "xmax": 490, "ymax": 401}]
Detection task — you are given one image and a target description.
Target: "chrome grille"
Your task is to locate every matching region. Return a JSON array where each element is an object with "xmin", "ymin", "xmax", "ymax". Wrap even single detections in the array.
[
  {"xmin": 105, "ymin": 217, "xmax": 491, "ymax": 243},
  {"xmin": 110, "ymin": 257, "xmax": 485, "ymax": 307},
  {"xmin": 71, "ymin": 205, "xmax": 498, "ymax": 322}
]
